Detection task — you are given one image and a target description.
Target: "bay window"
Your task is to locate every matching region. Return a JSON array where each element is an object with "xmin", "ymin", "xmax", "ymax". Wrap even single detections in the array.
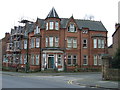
[
  {"xmin": 36, "ymin": 38, "xmax": 40, "ymax": 48},
  {"xmin": 93, "ymin": 39, "xmax": 97, "ymax": 48},
  {"xmin": 49, "ymin": 37, "xmax": 53, "ymax": 47},
  {"xmin": 55, "ymin": 21, "xmax": 59, "ymax": 30},
  {"xmin": 55, "ymin": 37, "xmax": 59, "ymax": 47},
  {"xmin": 24, "ymin": 40, "xmax": 27, "ymax": 49},
  {"xmin": 46, "ymin": 37, "xmax": 48, "ymax": 47},
  {"xmin": 49, "ymin": 22, "xmax": 54, "ymax": 30}
]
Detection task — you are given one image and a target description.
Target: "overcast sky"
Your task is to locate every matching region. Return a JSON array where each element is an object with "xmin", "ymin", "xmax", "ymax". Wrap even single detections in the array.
[{"xmin": 0, "ymin": 0, "xmax": 119, "ymax": 46}]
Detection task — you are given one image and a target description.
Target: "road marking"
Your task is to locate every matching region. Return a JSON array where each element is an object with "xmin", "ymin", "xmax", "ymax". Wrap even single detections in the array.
[{"xmin": 67, "ymin": 80, "xmax": 73, "ymax": 84}]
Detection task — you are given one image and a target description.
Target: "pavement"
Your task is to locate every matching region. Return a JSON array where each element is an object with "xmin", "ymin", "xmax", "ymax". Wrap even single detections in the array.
[{"xmin": 1, "ymin": 71, "xmax": 120, "ymax": 89}]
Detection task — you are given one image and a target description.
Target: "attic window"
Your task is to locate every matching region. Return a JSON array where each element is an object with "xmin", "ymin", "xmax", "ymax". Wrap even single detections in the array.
[
  {"xmin": 34, "ymin": 26, "xmax": 40, "ymax": 34},
  {"xmin": 82, "ymin": 30, "xmax": 88, "ymax": 34},
  {"xmin": 68, "ymin": 23, "xmax": 76, "ymax": 32}
]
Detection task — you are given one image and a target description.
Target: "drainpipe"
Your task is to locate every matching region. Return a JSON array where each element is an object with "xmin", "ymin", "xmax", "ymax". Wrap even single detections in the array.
[
  {"xmin": 25, "ymin": 31, "xmax": 29, "ymax": 73},
  {"xmin": 39, "ymin": 35, "xmax": 42, "ymax": 71}
]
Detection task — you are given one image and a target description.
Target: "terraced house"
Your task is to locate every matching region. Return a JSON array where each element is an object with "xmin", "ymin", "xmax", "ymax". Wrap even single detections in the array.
[{"xmin": 3, "ymin": 7, "xmax": 108, "ymax": 71}]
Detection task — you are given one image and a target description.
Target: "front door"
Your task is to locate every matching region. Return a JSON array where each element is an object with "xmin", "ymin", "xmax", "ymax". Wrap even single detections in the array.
[{"xmin": 48, "ymin": 55, "xmax": 54, "ymax": 68}]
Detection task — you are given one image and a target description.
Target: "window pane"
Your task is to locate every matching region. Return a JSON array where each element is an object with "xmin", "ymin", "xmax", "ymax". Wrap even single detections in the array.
[
  {"xmin": 55, "ymin": 21, "xmax": 59, "ymax": 30},
  {"xmin": 36, "ymin": 26, "xmax": 40, "ymax": 34},
  {"xmin": 36, "ymin": 38, "xmax": 40, "ymax": 48},
  {"xmin": 67, "ymin": 38, "xmax": 72, "ymax": 48},
  {"xmin": 46, "ymin": 37, "xmax": 48, "ymax": 47},
  {"xmin": 94, "ymin": 55, "xmax": 97, "ymax": 65},
  {"xmin": 101, "ymin": 39, "xmax": 104, "ymax": 48},
  {"xmin": 98, "ymin": 39, "xmax": 101, "ymax": 48},
  {"xmin": 73, "ymin": 39, "xmax": 77, "ymax": 48},
  {"xmin": 49, "ymin": 37, "xmax": 53, "ymax": 47},
  {"xmin": 24, "ymin": 55, "xmax": 27, "ymax": 64},
  {"xmin": 68, "ymin": 55, "xmax": 72, "ymax": 65},
  {"xmin": 83, "ymin": 39, "xmax": 87, "ymax": 48},
  {"xmin": 98, "ymin": 55, "xmax": 102, "ymax": 65},
  {"xmin": 73, "ymin": 55, "xmax": 77, "ymax": 64},
  {"xmin": 70, "ymin": 24, "xmax": 74, "ymax": 32},
  {"xmin": 55, "ymin": 37, "xmax": 59, "ymax": 47},
  {"xmin": 46, "ymin": 22, "xmax": 48, "ymax": 30},
  {"xmin": 24, "ymin": 40, "xmax": 27, "ymax": 49},
  {"xmin": 36, "ymin": 55, "xmax": 39, "ymax": 65},
  {"xmin": 83, "ymin": 55, "xmax": 88, "ymax": 65},
  {"xmin": 94, "ymin": 39, "xmax": 97, "ymax": 48},
  {"xmin": 49, "ymin": 22, "xmax": 54, "ymax": 30},
  {"xmin": 58, "ymin": 55, "xmax": 62, "ymax": 65},
  {"xmin": 31, "ymin": 38, "xmax": 34, "ymax": 48},
  {"xmin": 31, "ymin": 55, "xmax": 34, "ymax": 65},
  {"xmin": 20, "ymin": 55, "xmax": 22, "ymax": 64}
]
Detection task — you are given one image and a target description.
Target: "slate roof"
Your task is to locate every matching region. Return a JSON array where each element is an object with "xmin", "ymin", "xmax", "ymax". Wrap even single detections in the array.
[
  {"xmin": 27, "ymin": 8, "xmax": 107, "ymax": 32},
  {"xmin": 36, "ymin": 18, "xmax": 107, "ymax": 32},
  {"xmin": 46, "ymin": 7, "xmax": 59, "ymax": 18}
]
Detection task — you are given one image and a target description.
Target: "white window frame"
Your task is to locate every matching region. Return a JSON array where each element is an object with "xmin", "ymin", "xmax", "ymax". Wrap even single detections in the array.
[
  {"xmin": 73, "ymin": 38, "xmax": 77, "ymax": 48},
  {"xmin": 67, "ymin": 38, "xmax": 72, "ymax": 48},
  {"xmin": 83, "ymin": 55, "xmax": 88, "ymax": 65},
  {"xmin": 68, "ymin": 55, "xmax": 72, "ymax": 65},
  {"xmin": 98, "ymin": 55, "xmax": 102, "ymax": 65},
  {"xmin": 94, "ymin": 55, "xmax": 97, "ymax": 65},
  {"xmin": 70, "ymin": 24, "xmax": 74, "ymax": 32},
  {"xmin": 101, "ymin": 39, "xmax": 104, "ymax": 48},
  {"xmin": 83, "ymin": 39, "xmax": 87, "ymax": 48},
  {"xmin": 58, "ymin": 55, "xmax": 62, "ymax": 65},
  {"xmin": 46, "ymin": 37, "xmax": 48, "ymax": 47},
  {"xmin": 20, "ymin": 55, "xmax": 22, "ymax": 64},
  {"xmin": 49, "ymin": 37, "xmax": 53, "ymax": 47},
  {"xmin": 55, "ymin": 37, "xmax": 59, "ymax": 47},
  {"xmin": 46, "ymin": 22, "xmax": 48, "ymax": 30},
  {"xmin": 49, "ymin": 22, "xmax": 54, "ymax": 30},
  {"xmin": 73, "ymin": 55, "xmax": 77, "ymax": 65},
  {"xmin": 31, "ymin": 38, "xmax": 35, "ymax": 48},
  {"xmin": 36, "ymin": 38, "xmax": 40, "ymax": 48},
  {"xmin": 93, "ymin": 39, "xmax": 97, "ymax": 48},
  {"xmin": 98, "ymin": 39, "xmax": 102, "ymax": 48},
  {"xmin": 24, "ymin": 40, "xmax": 27, "ymax": 49},
  {"xmin": 55, "ymin": 21, "xmax": 59, "ymax": 30},
  {"xmin": 24, "ymin": 55, "xmax": 27, "ymax": 64},
  {"xmin": 31, "ymin": 55, "xmax": 34, "ymax": 65},
  {"xmin": 36, "ymin": 55, "xmax": 39, "ymax": 65}
]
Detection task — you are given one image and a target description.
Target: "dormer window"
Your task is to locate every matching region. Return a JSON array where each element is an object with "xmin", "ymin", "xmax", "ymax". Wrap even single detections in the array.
[
  {"xmin": 82, "ymin": 30, "xmax": 88, "ymax": 34},
  {"xmin": 49, "ymin": 21, "xmax": 54, "ymax": 30},
  {"xmin": 68, "ymin": 23, "xmax": 77, "ymax": 32},
  {"xmin": 34, "ymin": 26, "xmax": 40, "ymax": 34}
]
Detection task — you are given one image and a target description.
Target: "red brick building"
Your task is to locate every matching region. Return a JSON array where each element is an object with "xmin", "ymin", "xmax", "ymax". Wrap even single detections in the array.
[
  {"xmin": 108, "ymin": 23, "xmax": 120, "ymax": 56},
  {"xmin": 4, "ymin": 7, "xmax": 107, "ymax": 71}
]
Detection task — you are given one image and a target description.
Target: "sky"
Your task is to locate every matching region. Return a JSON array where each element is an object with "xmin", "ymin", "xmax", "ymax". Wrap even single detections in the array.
[{"xmin": 0, "ymin": 0, "xmax": 119, "ymax": 46}]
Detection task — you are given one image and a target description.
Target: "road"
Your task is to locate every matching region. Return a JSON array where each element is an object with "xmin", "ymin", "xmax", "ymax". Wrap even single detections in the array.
[{"xmin": 2, "ymin": 74, "xmax": 84, "ymax": 88}]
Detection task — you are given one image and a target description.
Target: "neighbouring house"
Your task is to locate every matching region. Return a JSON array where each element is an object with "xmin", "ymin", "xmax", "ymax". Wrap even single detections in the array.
[
  {"xmin": 3, "ymin": 7, "xmax": 108, "ymax": 72},
  {"xmin": 1, "ymin": 33, "xmax": 10, "ymax": 67},
  {"xmin": 108, "ymin": 23, "xmax": 120, "ymax": 56}
]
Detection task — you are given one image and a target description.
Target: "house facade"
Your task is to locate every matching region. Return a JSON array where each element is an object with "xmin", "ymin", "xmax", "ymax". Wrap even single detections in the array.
[
  {"xmin": 4, "ymin": 8, "xmax": 108, "ymax": 71},
  {"xmin": 108, "ymin": 23, "xmax": 120, "ymax": 56}
]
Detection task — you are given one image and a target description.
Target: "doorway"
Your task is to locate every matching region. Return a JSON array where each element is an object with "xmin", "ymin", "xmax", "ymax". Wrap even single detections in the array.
[{"xmin": 48, "ymin": 55, "xmax": 54, "ymax": 68}]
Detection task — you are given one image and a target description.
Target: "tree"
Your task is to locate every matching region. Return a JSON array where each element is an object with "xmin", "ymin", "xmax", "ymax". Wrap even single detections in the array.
[{"xmin": 111, "ymin": 47, "xmax": 120, "ymax": 69}]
